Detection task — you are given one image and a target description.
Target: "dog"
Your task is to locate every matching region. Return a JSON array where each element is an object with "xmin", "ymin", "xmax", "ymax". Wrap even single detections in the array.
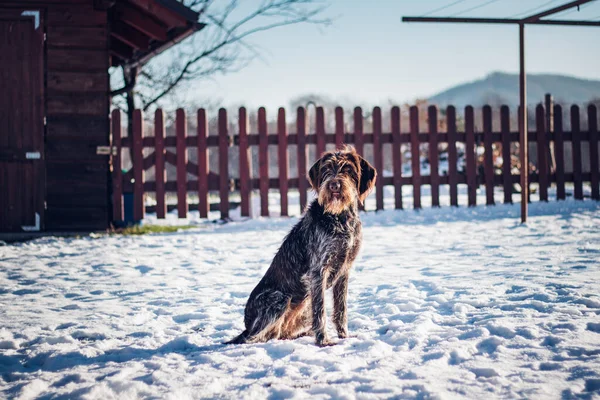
[{"xmin": 225, "ymin": 146, "xmax": 376, "ymax": 347}]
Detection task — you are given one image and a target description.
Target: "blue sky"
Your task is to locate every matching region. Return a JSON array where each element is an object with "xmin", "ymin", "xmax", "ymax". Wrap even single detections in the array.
[{"xmin": 192, "ymin": 0, "xmax": 600, "ymax": 111}]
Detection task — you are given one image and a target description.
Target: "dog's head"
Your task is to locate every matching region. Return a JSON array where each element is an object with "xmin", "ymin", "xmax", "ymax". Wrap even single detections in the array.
[{"xmin": 308, "ymin": 146, "xmax": 377, "ymax": 215}]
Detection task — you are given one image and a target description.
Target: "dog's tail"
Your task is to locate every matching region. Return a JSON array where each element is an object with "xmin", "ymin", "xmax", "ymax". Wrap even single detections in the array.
[{"xmin": 224, "ymin": 330, "xmax": 249, "ymax": 345}]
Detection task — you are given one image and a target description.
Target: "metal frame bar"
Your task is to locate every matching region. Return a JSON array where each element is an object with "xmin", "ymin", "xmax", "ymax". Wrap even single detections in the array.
[{"xmin": 401, "ymin": 0, "xmax": 600, "ymax": 223}]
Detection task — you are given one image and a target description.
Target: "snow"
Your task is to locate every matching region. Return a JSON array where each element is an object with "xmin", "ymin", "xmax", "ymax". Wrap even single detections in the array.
[{"xmin": 1, "ymin": 189, "xmax": 600, "ymax": 399}]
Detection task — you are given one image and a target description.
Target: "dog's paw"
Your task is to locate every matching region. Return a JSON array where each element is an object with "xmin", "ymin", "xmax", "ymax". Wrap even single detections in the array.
[
  {"xmin": 337, "ymin": 331, "xmax": 349, "ymax": 339},
  {"xmin": 316, "ymin": 339, "xmax": 336, "ymax": 347}
]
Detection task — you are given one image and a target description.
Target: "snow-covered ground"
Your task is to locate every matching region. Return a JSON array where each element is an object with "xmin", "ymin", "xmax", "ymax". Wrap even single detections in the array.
[{"xmin": 1, "ymin": 190, "xmax": 600, "ymax": 399}]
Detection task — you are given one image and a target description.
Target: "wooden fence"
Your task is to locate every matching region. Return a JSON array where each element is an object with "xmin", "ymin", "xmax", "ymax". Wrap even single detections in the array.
[{"xmin": 110, "ymin": 104, "xmax": 599, "ymax": 222}]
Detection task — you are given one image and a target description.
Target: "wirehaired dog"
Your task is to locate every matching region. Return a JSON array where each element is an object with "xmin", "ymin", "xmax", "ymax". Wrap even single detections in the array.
[{"xmin": 226, "ymin": 146, "xmax": 376, "ymax": 347}]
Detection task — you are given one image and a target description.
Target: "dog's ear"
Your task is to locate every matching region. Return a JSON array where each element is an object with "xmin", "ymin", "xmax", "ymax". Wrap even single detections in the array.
[
  {"xmin": 358, "ymin": 155, "xmax": 376, "ymax": 204},
  {"xmin": 308, "ymin": 159, "xmax": 321, "ymax": 191}
]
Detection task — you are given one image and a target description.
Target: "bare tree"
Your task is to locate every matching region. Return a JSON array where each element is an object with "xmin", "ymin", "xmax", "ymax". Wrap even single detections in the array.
[{"xmin": 110, "ymin": 0, "xmax": 331, "ymax": 136}]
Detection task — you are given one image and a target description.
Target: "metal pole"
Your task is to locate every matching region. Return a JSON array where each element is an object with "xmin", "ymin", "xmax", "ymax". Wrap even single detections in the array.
[{"xmin": 519, "ymin": 23, "xmax": 528, "ymax": 223}]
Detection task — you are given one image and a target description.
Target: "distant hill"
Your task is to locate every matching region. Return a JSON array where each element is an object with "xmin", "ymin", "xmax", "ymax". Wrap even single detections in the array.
[{"xmin": 428, "ymin": 72, "xmax": 600, "ymax": 108}]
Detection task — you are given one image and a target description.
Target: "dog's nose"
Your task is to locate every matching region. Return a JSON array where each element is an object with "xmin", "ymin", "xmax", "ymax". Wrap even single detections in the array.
[{"xmin": 328, "ymin": 180, "xmax": 341, "ymax": 192}]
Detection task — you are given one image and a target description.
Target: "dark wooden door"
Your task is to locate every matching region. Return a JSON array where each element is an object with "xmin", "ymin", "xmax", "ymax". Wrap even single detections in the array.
[{"xmin": 0, "ymin": 9, "xmax": 45, "ymax": 232}]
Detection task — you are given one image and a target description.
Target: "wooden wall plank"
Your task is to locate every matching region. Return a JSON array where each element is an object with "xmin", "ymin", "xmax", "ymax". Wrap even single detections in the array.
[{"xmin": 47, "ymin": 71, "xmax": 107, "ymax": 94}]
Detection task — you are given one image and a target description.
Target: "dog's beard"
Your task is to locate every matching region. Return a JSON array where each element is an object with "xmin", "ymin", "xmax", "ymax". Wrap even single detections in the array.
[{"xmin": 317, "ymin": 177, "xmax": 356, "ymax": 215}]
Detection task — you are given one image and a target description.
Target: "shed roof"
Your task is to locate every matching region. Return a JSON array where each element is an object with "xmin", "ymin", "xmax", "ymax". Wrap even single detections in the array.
[{"xmin": 108, "ymin": 0, "xmax": 205, "ymax": 67}]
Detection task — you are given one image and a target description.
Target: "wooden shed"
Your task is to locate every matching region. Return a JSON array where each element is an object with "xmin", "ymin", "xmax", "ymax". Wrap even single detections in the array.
[{"xmin": 0, "ymin": 0, "xmax": 203, "ymax": 236}]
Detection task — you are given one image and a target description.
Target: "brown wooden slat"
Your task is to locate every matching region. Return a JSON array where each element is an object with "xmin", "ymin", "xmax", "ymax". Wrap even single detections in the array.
[
  {"xmin": 391, "ymin": 106, "xmax": 402, "ymax": 209},
  {"xmin": 588, "ymin": 105, "xmax": 599, "ymax": 200},
  {"xmin": 47, "ymin": 48, "xmax": 107, "ymax": 72},
  {"xmin": 447, "ymin": 106, "xmax": 458, "ymax": 207},
  {"xmin": 500, "ymin": 106, "xmax": 512, "ymax": 204},
  {"xmin": 335, "ymin": 107, "xmax": 345, "ymax": 149},
  {"xmin": 176, "ymin": 108, "xmax": 188, "ymax": 218},
  {"xmin": 278, "ymin": 108, "xmax": 289, "ymax": 216},
  {"xmin": 111, "ymin": 110, "xmax": 123, "ymax": 222},
  {"xmin": 47, "ymin": 71, "xmax": 107, "ymax": 94},
  {"xmin": 154, "ymin": 109, "xmax": 166, "ymax": 218},
  {"xmin": 218, "ymin": 108, "xmax": 230, "ymax": 219},
  {"xmin": 354, "ymin": 107, "xmax": 364, "ymax": 156},
  {"xmin": 297, "ymin": 107, "xmax": 308, "ymax": 211},
  {"xmin": 536, "ymin": 104, "xmax": 549, "ymax": 202},
  {"xmin": 410, "ymin": 106, "xmax": 421, "ymax": 209},
  {"xmin": 465, "ymin": 106, "xmax": 477, "ymax": 207},
  {"xmin": 373, "ymin": 107, "xmax": 384, "ymax": 210},
  {"xmin": 197, "ymin": 109, "xmax": 209, "ymax": 218},
  {"xmin": 132, "ymin": 110, "xmax": 145, "ymax": 221},
  {"xmin": 554, "ymin": 105, "xmax": 566, "ymax": 200},
  {"xmin": 114, "ymin": 2, "xmax": 168, "ymax": 41},
  {"xmin": 571, "ymin": 105, "xmax": 583, "ymax": 200},
  {"xmin": 483, "ymin": 105, "xmax": 495, "ymax": 205},
  {"xmin": 428, "ymin": 106, "xmax": 440, "ymax": 207},
  {"xmin": 47, "ymin": 95, "xmax": 106, "ymax": 116},
  {"xmin": 238, "ymin": 107, "xmax": 251, "ymax": 217},
  {"xmin": 259, "ymin": 107, "xmax": 269, "ymax": 216},
  {"xmin": 316, "ymin": 107, "xmax": 326, "ymax": 156},
  {"xmin": 47, "ymin": 26, "xmax": 107, "ymax": 49}
]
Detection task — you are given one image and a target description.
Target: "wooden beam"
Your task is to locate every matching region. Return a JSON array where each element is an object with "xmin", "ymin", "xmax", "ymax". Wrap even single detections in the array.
[
  {"xmin": 129, "ymin": 0, "xmax": 189, "ymax": 28},
  {"xmin": 115, "ymin": 3, "xmax": 168, "ymax": 41},
  {"xmin": 110, "ymin": 37, "xmax": 134, "ymax": 60},
  {"xmin": 402, "ymin": 16, "xmax": 600, "ymax": 26},
  {"xmin": 111, "ymin": 21, "xmax": 149, "ymax": 50}
]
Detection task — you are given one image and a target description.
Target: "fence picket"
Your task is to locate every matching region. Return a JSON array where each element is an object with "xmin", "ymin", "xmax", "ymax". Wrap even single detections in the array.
[
  {"xmin": 354, "ymin": 107, "xmax": 364, "ymax": 156},
  {"xmin": 447, "ymin": 106, "xmax": 458, "ymax": 207},
  {"xmin": 154, "ymin": 109, "xmax": 166, "ymax": 218},
  {"xmin": 259, "ymin": 107, "xmax": 269, "ymax": 216},
  {"xmin": 410, "ymin": 106, "xmax": 421, "ymax": 209},
  {"xmin": 316, "ymin": 107, "xmax": 326, "ymax": 156},
  {"xmin": 554, "ymin": 105, "xmax": 566, "ymax": 200},
  {"xmin": 483, "ymin": 105, "xmax": 495, "ymax": 205},
  {"xmin": 465, "ymin": 106, "xmax": 477, "ymax": 207},
  {"xmin": 501, "ymin": 105, "xmax": 512, "ymax": 204},
  {"xmin": 335, "ymin": 107, "xmax": 344, "ymax": 149},
  {"xmin": 297, "ymin": 107, "xmax": 308, "ymax": 211},
  {"xmin": 391, "ymin": 106, "xmax": 403, "ymax": 209},
  {"xmin": 373, "ymin": 107, "xmax": 384, "ymax": 210},
  {"xmin": 197, "ymin": 109, "xmax": 209, "ymax": 218},
  {"xmin": 536, "ymin": 104, "xmax": 549, "ymax": 201},
  {"xmin": 571, "ymin": 105, "xmax": 583, "ymax": 200},
  {"xmin": 175, "ymin": 109, "xmax": 188, "ymax": 218},
  {"xmin": 238, "ymin": 107, "xmax": 251, "ymax": 217},
  {"xmin": 589, "ymin": 105, "xmax": 599, "ymax": 200},
  {"xmin": 111, "ymin": 109, "xmax": 123, "ymax": 222},
  {"xmin": 218, "ymin": 108, "xmax": 230, "ymax": 219},
  {"xmin": 428, "ymin": 106, "xmax": 440, "ymax": 207},
  {"xmin": 278, "ymin": 108, "xmax": 289, "ymax": 216},
  {"xmin": 132, "ymin": 109, "xmax": 145, "ymax": 221}
]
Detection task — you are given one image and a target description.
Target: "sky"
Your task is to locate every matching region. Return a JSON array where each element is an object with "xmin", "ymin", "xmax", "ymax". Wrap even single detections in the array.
[{"xmin": 186, "ymin": 0, "xmax": 600, "ymax": 111}]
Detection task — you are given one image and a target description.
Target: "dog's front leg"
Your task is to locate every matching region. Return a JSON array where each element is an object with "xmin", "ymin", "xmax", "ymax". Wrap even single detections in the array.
[
  {"xmin": 332, "ymin": 272, "xmax": 349, "ymax": 339},
  {"xmin": 310, "ymin": 268, "xmax": 333, "ymax": 347}
]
